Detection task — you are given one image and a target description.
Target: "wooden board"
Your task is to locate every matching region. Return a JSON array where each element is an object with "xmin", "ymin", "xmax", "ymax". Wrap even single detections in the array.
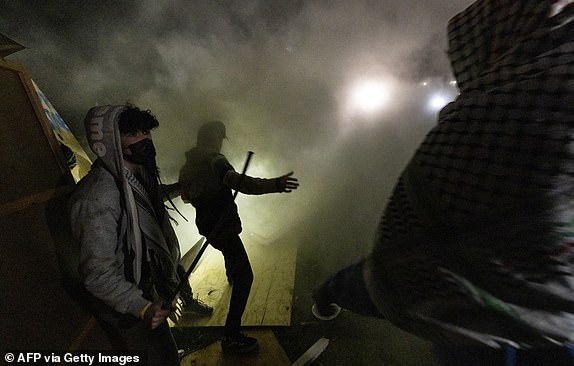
[
  {"xmin": 172, "ymin": 238, "xmax": 297, "ymax": 327},
  {"xmin": 180, "ymin": 328, "xmax": 291, "ymax": 366}
]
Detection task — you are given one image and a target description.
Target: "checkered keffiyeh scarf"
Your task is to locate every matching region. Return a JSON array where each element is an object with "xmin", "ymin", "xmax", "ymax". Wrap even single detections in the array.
[
  {"xmin": 365, "ymin": 0, "xmax": 574, "ymax": 348},
  {"xmin": 125, "ymin": 168, "xmax": 181, "ymax": 300}
]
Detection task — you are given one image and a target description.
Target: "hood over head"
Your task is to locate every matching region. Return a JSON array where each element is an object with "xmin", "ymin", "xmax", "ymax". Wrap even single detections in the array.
[
  {"xmin": 82, "ymin": 105, "xmax": 181, "ymax": 291},
  {"xmin": 84, "ymin": 105, "xmax": 127, "ymax": 179},
  {"xmin": 83, "ymin": 105, "xmax": 146, "ymax": 282},
  {"xmin": 447, "ymin": 1, "xmax": 553, "ymax": 93}
]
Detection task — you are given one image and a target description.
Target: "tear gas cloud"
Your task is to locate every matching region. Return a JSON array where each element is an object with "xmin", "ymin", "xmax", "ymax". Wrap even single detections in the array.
[{"xmin": 2, "ymin": 0, "xmax": 474, "ymax": 274}]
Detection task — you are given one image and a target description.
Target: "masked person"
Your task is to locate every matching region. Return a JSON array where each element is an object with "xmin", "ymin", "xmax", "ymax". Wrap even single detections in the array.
[
  {"xmin": 69, "ymin": 105, "xmax": 210, "ymax": 365},
  {"xmin": 312, "ymin": 1, "xmax": 574, "ymax": 365},
  {"xmin": 178, "ymin": 120, "xmax": 299, "ymax": 354}
]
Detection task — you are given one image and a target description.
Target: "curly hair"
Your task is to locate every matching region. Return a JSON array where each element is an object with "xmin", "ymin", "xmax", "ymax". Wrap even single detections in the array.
[{"xmin": 118, "ymin": 105, "xmax": 159, "ymax": 134}]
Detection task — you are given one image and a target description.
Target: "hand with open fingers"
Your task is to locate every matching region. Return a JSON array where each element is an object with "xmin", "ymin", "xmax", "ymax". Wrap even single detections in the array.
[
  {"xmin": 277, "ymin": 171, "xmax": 299, "ymax": 193},
  {"xmin": 143, "ymin": 301, "xmax": 171, "ymax": 329}
]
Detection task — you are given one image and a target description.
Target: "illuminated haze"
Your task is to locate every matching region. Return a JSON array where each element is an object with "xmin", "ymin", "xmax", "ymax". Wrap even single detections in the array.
[{"xmin": 2, "ymin": 0, "xmax": 474, "ymax": 273}]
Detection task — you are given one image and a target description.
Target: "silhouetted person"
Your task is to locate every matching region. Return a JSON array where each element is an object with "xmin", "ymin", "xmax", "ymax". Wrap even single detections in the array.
[
  {"xmin": 312, "ymin": 1, "xmax": 574, "ymax": 365},
  {"xmin": 179, "ymin": 120, "xmax": 299, "ymax": 353}
]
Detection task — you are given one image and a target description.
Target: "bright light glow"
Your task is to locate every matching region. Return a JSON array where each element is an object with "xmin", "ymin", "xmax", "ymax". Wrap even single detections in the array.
[
  {"xmin": 428, "ymin": 92, "xmax": 451, "ymax": 112},
  {"xmin": 348, "ymin": 80, "xmax": 391, "ymax": 116}
]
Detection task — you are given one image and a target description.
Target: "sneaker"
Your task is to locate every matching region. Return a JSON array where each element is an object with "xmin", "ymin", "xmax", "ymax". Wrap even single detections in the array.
[
  {"xmin": 181, "ymin": 297, "xmax": 213, "ymax": 316},
  {"xmin": 221, "ymin": 333, "xmax": 259, "ymax": 354},
  {"xmin": 168, "ymin": 311, "xmax": 179, "ymax": 323},
  {"xmin": 168, "ymin": 307, "xmax": 183, "ymax": 323},
  {"xmin": 311, "ymin": 284, "xmax": 341, "ymax": 321}
]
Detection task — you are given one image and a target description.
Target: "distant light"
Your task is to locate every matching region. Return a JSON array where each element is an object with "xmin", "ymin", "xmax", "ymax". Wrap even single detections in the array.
[
  {"xmin": 349, "ymin": 80, "xmax": 391, "ymax": 116},
  {"xmin": 449, "ymin": 80, "xmax": 457, "ymax": 86}
]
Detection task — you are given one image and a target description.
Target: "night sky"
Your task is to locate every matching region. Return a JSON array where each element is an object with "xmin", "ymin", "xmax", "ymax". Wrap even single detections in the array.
[{"xmin": 2, "ymin": 0, "xmax": 475, "ymax": 269}]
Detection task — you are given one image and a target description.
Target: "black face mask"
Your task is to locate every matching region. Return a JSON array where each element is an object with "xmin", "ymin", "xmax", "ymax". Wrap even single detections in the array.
[{"xmin": 125, "ymin": 138, "xmax": 157, "ymax": 168}]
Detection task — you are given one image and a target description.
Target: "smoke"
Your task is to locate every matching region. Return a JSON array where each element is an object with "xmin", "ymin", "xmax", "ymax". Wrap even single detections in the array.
[{"xmin": 2, "ymin": 0, "xmax": 474, "ymax": 272}]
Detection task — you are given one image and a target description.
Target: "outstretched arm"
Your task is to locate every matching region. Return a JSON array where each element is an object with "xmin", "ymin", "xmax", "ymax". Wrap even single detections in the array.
[
  {"xmin": 223, "ymin": 170, "xmax": 299, "ymax": 194},
  {"xmin": 276, "ymin": 171, "xmax": 299, "ymax": 192}
]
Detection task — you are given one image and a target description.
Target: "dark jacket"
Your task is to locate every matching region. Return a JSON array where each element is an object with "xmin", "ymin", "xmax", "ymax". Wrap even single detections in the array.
[{"xmin": 179, "ymin": 147, "xmax": 242, "ymax": 238}]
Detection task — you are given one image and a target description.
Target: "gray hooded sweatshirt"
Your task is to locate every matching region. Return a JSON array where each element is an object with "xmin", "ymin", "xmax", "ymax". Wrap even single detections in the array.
[
  {"xmin": 69, "ymin": 105, "xmax": 180, "ymax": 317},
  {"xmin": 364, "ymin": 0, "xmax": 574, "ymax": 348}
]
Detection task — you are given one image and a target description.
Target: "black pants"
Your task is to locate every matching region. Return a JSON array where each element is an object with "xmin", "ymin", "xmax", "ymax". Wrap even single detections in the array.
[
  {"xmin": 210, "ymin": 235, "xmax": 253, "ymax": 336},
  {"xmin": 88, "ymin": 297, "xmax": 180, "ymax": 366}
]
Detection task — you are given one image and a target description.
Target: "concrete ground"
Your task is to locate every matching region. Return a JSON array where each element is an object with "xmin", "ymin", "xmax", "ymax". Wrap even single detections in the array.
[{"xmin": 271, "ymin": 250, "xmax": 440, "ymax": 366}]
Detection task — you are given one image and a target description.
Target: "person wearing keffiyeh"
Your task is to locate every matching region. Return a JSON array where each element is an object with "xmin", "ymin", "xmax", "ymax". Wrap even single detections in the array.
[
  {"xmin": 69, "ymin": 105, "xmax": 199, "ymax": 365},
  {"xmin": 312, "ymin": 1, "xmax": 574, "ymax": 365}
]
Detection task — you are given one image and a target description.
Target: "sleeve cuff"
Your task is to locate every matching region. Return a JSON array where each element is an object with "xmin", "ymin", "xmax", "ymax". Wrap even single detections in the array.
[
  {"xmin": 139, "ymin": 301, "xmax": 153, "ymax": 320},
  {"xmin": 127, "ymin": 296, "xmax": 152, "ymax": 318}
]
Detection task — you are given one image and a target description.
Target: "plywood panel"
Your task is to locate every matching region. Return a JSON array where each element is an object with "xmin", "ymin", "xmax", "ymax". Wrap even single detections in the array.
[
  {"xmin": 0, "ymin": 60, "xmax": 71, "ymax": 207},
  {"xmin": 172, "ymin": 238, "xmax": 297, "ymax": 327},
  {"xmin": 244, "ymin": 239, "xmax": 297, "ymax": 326}
]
